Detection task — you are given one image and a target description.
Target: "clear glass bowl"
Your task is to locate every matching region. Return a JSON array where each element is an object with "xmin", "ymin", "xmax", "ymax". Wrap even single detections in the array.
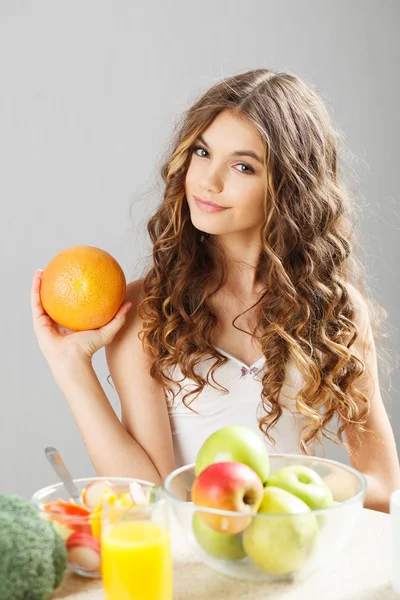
[
  {"xmin": 30, "ymin": 476, "xmax": 156, "ymax": 578},
  {"xmin": 163, "ymin": 455, "xmax": 367, "ymax": 581}
]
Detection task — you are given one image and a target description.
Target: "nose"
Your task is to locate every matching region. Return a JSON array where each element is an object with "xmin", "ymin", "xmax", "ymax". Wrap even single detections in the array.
[{"xmin": 198, "ymin": 164, "xmax": 223, "ymax": 195}]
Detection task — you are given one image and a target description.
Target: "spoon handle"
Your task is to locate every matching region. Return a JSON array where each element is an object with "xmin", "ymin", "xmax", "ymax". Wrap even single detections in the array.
[{"xmin": 45, "ymin": 446, "xmax": 81, "ymax": 504}]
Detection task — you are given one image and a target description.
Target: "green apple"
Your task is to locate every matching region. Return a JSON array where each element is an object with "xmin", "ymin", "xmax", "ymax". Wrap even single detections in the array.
[
  {"xmin": 192, "ymin": 511, "xmax": 246, "ymax": 560},
  {"xmin": 195, "ymin": 426, "xmax": 270, "ymax": 485},
  {"xmin": 266, "ymin": 465, "xmax": 334, "ymax": 510},
  {"xmin": 242, "ymin": 486, "xmax": 320, "ymax": 576}
]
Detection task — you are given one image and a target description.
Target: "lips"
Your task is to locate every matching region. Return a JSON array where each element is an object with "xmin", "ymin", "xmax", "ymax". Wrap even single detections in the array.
[
  {"xmin": 193, "ymin": 195, "xmax": 225, "ymax": 209},
  {"xmin": 193, "ymin": 196, "xmax": 230, "ymax": 213}
]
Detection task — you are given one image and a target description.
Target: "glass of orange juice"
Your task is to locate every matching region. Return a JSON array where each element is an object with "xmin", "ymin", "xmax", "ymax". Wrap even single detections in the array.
[{"xmin": 101, "ymin": 480, "xmax": 173, "ymax": 600}]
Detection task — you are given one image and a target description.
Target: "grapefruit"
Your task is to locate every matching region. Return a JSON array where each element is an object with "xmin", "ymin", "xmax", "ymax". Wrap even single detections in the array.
[{"xmin": 40, "ymin": 245, "xmax": 126, "ymax": 331}]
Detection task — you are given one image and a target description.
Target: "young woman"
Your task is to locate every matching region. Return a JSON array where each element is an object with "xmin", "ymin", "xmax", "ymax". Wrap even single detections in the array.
[{"xmin": 31, "ymin": 68, "xmax": 400, "ymax": 513}]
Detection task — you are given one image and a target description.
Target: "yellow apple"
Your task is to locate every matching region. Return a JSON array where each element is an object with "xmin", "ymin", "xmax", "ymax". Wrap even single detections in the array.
[
  {"xmin": 242, "ymin": 486, "xmax": 320, "ymax": 576},
  {"xmin": 192, "ymin": 511, "xmax": 246, "ymax": 560}
]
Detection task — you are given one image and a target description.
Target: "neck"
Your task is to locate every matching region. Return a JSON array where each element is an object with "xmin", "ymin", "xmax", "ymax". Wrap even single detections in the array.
[{"xmin": 216, "ymin": 231, "xmax": 263, "ymax": 296}]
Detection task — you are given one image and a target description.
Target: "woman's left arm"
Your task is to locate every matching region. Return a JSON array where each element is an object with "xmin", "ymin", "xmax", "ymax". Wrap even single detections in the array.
[{"xmin": 342, "ymin": 285, "xmax": 400, "ymax": 513}]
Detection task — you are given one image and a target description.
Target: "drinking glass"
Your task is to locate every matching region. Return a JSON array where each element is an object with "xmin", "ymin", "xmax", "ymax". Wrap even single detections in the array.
[{"xmin": 101, "ymin": 481, "xmax": 173, "ymax": 600}]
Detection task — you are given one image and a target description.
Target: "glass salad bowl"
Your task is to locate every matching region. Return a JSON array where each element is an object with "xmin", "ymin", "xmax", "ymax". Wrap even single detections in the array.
[
  {"xmin": 163, "ymin": 454, "xmax": 367, "ymax": 581},
  {"xmin": 31, "ymin": 476, "xmax": 157, "ymax": 578}
]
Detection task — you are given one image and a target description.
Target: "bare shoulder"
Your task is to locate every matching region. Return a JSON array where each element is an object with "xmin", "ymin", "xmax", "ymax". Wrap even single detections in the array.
[
  {"xmin": 106, "ymin": 278, "xmax": 149, "ymax": 361},
  {"xmin": 125, "ymin": 278, "xmax": 146, "ymax": 307},
  {"xmin": 123, "ymin": 278, "xmax": 147, "ymax": 329},
  {"xmin": 345, "ymin": 282, "xmax": 370, "ymax": 326},
  {"xmin": 346, "ymin": 282, "xmax": 368, "ymax": 312},
  {"xmin": 345, "ymin": 282, "xmax": 374, "ymax": 355}
]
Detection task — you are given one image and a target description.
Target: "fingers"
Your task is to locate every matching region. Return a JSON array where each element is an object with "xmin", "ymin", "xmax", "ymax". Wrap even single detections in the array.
[
  {"xmin": 31, "ymin": 269, "xmax": 46, "ymax": 323},
  {"xmin": 97, "ymin": 302, "xmax": 132, "ymax": 343},
  {"xmin": 116, "ymin": 302, "xmax": 133, "ymax": 319}
]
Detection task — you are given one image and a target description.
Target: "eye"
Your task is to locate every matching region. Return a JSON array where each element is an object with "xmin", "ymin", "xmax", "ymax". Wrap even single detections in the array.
[
  {"xmin": 236, "ymin": 163, "xmax": 254, "ymax": 175},
  {"xmin": 192, "ymin": 145, "xmax": 209, "ymax": 159},
  {"xmin": 191, "ymin": 145, "xmax": 255, "ymax": 175}
]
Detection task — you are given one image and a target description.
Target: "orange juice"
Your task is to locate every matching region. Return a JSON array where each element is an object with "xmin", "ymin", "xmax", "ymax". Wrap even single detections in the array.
[{"xmin": 101, "ymin": 520, "xmax": 173, "ymax": 600}]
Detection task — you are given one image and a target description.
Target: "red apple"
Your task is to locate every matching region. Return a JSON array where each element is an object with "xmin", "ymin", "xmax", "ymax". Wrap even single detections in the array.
[
  {"xmin": 191, "ymin": 461, "xmax": 264, "ymax": 534},
  {"xmin": 66, "ymin": 532, "xmax": 101, "ymax": 572}
]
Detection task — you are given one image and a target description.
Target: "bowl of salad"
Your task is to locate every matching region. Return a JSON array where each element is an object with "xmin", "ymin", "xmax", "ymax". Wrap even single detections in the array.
[{"xmin": 31, "ymin": 476, "xmax": 154, "ymax": 578}]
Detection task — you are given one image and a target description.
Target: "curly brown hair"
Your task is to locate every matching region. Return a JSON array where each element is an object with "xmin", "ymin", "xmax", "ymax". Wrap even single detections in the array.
[{"xmin": 136, "ymin": 68, "xmax": 387, "ymax": 456}]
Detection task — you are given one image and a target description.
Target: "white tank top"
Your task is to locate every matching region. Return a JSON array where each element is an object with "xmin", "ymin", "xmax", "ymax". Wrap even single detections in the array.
[{"xmin": 166, "ymin": 347, "xmax": 317, "ymax": 468}]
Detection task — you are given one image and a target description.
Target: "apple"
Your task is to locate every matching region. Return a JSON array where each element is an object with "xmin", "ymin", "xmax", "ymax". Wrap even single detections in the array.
[
  {"xmin": 49, "ymin": 519, "xmax": 76, "ymax": 541},
  {"xmin": 192, "ymin": 511, "xmax": 246, "ymax": 560},
  {"xmin": 191, "ymin": 461, "xmax": 264, "ymax": 534},
  {"xmin": 242, "ymin": 486, "xmax": 320, "ymax": 576},
  {"xmin": 266, "ymin": 465, "xmax": 334, "ymax": 510},
  {"xmin": 81, "ymin": 479, "xmax": 116, "ymax": 511},
  {"xmin": 195, "ymin": 426, "xmax": 270, "ymax": 485},
  {"xmin": 66, "ymin": 531, "xmax": 101, "ymax": 572},
  {"xmin": 129, "ymin": 481, "xmax": 147, "ymax": 505}
]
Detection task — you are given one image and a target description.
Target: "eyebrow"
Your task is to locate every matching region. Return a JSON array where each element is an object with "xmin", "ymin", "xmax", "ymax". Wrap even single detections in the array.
[{"xmin": 197, "ymin": 134, "xmax": 264, "ymax": 165}]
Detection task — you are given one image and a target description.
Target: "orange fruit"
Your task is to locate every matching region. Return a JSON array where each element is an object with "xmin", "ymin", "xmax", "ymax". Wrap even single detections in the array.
[{"xmin": 40, "ymin": 245, "xmax": 126, "ymax": 331}]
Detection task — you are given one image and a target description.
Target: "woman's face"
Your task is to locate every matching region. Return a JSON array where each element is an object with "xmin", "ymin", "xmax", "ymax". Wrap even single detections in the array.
[{"xmin": 185, "ymin": 109, "xmax": 268, "ymax": 238}]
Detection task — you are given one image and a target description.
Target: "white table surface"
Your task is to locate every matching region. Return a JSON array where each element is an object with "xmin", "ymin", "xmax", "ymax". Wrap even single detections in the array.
[{"xmin": 52, "ymin": 508, "xmax": 399, "ymax": 600}]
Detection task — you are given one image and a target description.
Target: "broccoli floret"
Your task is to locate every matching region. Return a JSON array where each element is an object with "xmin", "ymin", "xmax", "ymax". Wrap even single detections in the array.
[
  {"xmin": 0, "ymin": 493, "xmax": 39, "ymax": 519},
  {"xmin": 52, "ymin": 524, "xmax": 68, "ymax": 589},
  {"xmin": 0, "ymin": 495, "xmax": 68, "ymax": 600}
]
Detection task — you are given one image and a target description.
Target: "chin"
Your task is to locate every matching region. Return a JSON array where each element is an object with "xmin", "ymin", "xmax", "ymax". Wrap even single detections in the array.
[
  {"xmin": 188, "ymin": 210, "xmax": 230, "ymax": 237},
  {"xmin": 191, "ymin": 218, "xmax": 231, "ymax": 236}
]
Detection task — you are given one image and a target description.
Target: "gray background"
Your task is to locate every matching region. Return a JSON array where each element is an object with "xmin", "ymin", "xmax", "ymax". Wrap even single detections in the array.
[{"xmin": 1, "ymin": 0, "xmax": 398, "ymax": 497}]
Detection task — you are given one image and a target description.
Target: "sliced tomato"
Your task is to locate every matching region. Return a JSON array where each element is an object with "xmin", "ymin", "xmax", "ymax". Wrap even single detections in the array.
[
  {"xmin": 43, "ymin": 499, "xmax": 91, "ymax": 517},
  {"xmin": 43, "ymin": 499, "xmax": 92, "ymax": 535}
]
